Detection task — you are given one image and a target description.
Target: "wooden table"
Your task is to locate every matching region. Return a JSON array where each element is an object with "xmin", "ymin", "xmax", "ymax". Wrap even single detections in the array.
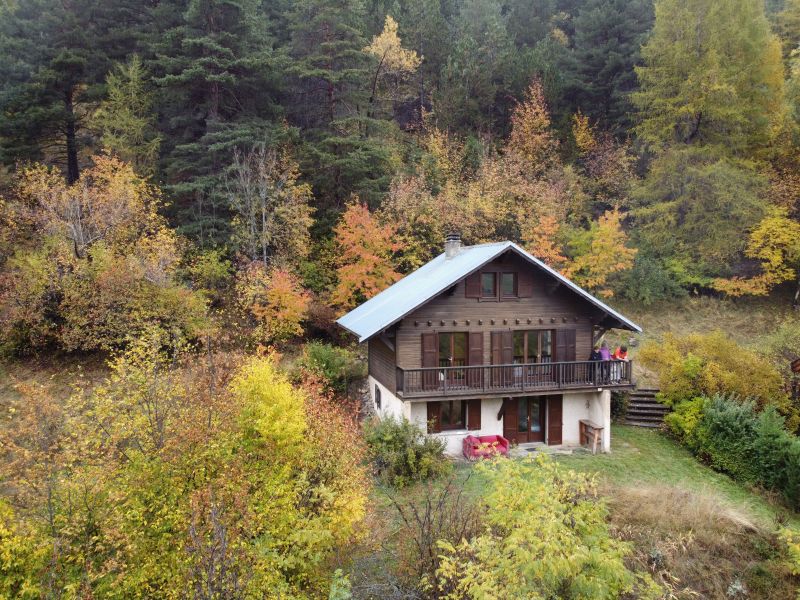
[{"xmin": 579, "ymin": 419, "xmax": 604, "ymax": 454}]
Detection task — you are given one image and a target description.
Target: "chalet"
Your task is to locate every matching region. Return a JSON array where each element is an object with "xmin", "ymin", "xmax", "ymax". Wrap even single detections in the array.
[{"xmin": 337, "ymin": 235, "xmax": 641, "ymax": 455}]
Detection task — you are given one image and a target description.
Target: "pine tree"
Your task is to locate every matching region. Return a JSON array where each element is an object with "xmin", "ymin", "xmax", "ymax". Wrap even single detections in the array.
[
  {"xmin": 633, "ymin": 0, "xmax": 785, "ymax": 157},
  {"xmin": 152, "ymin": 0, "xmax": 283, "ymax": 245},
  {"xmin": 0, "ymin": 0, "xmax": 146, "ymax": 182},
  {"xmin": 565, "ymin": 0, "xmax": 653, "ymax": 133},
  {"xmin": 287, "ymin": 0, "xmax": 395, "ymax": 210}
]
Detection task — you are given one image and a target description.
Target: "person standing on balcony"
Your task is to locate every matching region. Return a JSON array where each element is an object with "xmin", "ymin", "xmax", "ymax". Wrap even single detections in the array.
[
  {"xmin": 611, "ymin": 345, "xmax": 628, "ymax": 383},
  {"xmin": 599, "ymin": 341, "xmax": 611, "ymax": 384},
  {"xmin": 589, "ymin": 345, "xmax": 602, "ymax": 384}
]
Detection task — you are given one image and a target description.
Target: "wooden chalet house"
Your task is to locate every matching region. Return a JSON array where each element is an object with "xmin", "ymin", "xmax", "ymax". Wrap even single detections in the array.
[{"xmin": 337, "ymin": 235, "xmax": 641, "ymax": 454}]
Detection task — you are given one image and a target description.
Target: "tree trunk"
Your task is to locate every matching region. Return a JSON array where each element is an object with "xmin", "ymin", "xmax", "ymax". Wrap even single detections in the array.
[{"xmin": 65, "ymin": 89, "xmax": 79, "ymax": 184}]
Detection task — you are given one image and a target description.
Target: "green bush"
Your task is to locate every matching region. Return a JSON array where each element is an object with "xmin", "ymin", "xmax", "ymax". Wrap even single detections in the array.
[
  {"xmin": 664, "ymin": 397, "xmax": 706, "ymax": 450},
  {"xmin": 297, "ymin": 342, "xmax": 367, "ymax": 394},
  {"xmin": 618, "ymin": 255, "xmax": 686, "ymax": 306},
  {"xmin": 610, "ymin": 391, "xmax": 629, "ymax": 420},
  {"xmin": 363, "ymin": 416, "xmax": 451, "ymax": 488},
  {"xmin": 696, "ymin": 396, "xmax": 760, "ymax": 484},
  {"xmin": 671, "ymin": 394, "xmax": 800, "ymax": 510}
]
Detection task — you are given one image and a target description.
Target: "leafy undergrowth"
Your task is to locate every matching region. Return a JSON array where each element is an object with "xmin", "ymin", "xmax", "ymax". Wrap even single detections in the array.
[
  {"xmin": 0, "ymin": 353, "xmax": 108, "ymax": 406},
  {"xmin": 556, "ymin": 425, "xmax": 800, "ymax": 599}
]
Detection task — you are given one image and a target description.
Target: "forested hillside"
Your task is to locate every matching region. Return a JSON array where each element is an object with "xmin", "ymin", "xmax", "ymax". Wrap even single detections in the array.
[{"xmin": 3, "ymin": 0, "xmax": 800, "ymax": 336}]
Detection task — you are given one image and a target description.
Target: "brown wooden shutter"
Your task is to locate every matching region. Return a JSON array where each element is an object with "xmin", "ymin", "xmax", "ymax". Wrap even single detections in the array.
[
  {"xmin": 467, "ymin": 399, "xmax": 481, "ymax": 430},
  {"xmin": 422, "ymin": 333, "xmax": 438, "ymax": 367},
  {"xmin": 547, "ymin": 396, "xmax": 563, "ymax": 445},
  {"xmin": 491, "ymin": 331, "xmax": 502, "ymax": 365},
  {"xmin": 502, "ymin": 398, "xmax": 519, "ymax": 443},
  {"xmin": 501, "ymin": 330, "xmax": 513, "ymax": 363},
  {"xmin": 556, "ymin": 329, "xmax": 576, "ymax": 362},
  {"xmin": 465, "ymin": 272, "xmax": 481, "ymax": 298},
  {"xmin": 422, "ymin": 333, "xmax": 438, "ymax": 391},
  {"xmin": 427, "ymin": 401, "xmax": 441, "ymax": 433},
  {"xmin": 518, "ymin": 270, "xmax": 534, "ymax": 297},
  {"xmin": 468, "ymin": 332, "xmax": 483, "ymax": 387}
]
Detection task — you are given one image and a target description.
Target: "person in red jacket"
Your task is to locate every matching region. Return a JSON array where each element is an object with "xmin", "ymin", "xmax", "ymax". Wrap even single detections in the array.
[{"xmin": 611, "ymin": 345, "xmax": 628, "ymax": 383}]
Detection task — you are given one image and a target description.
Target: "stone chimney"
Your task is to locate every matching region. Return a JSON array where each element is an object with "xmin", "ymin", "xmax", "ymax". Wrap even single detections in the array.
[{"xmin": 444, "ymin": 232, "xmax": 462, "ymax": 259}]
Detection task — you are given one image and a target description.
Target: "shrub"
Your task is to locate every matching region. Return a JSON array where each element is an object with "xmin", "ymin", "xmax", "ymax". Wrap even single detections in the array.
[
  {"xmin": 670, "ymin": 394, "xmax": 800, "ymax": 510},
  {"xmin": 610, "ymin": 390, "xmax": 629, "ymax": 420},
  {"xmin": 430, "ymin": 455, "xmax": 661, "ymax": 599},
  {"xmin": 639, "ymin": 331, "xmax": 789, "ymax": 412},
  {"xmin": 664, "ymin": 397, "xmax": 706, "ymax": 449},
  {"xmin": 695, "ymin": 396, "xmax": 760, "ymax": 483},
  {"xmin": 363, "ymin": 416, "xmax": 451, "ymax": 488},
  {"xmin": 618, "ymin": 254, "xmax": 686, "ymax": 306},
  {"xmin": 297, "ymin": 341, "xmax": 366, "ymax": 395}
]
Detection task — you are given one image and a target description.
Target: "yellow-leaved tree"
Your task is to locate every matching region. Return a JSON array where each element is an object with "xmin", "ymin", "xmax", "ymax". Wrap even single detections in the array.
[
  {"xmin": 0, "ymin": 155, "xmax": 209, "ymax": 353},
  {"xmin": 364, "ymin": 15, "xmax": 422, "ymax": 116},
  {"xmin": 431, "ymin": 455, "xmax": 661, "ymax": 599},
  {"xmin": 712, "ymin": 206, "xmax": 800, "ymax": 299},
  {"xmin": 565, "ymin": 208, "xmax": 637, "ymax": 297},
  {"xmin": 507, "ymin": 77, "xmax": 559, "ymax": 174}
]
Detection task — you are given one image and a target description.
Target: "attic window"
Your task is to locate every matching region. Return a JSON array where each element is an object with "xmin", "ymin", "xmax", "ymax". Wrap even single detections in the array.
[
  {"xmin": 501, "ymin": 272, "xmax": 517, "ymax": 297},
  {"xmin": 481, "ymin": 273, "xmax": 496, "ymax": 297}
]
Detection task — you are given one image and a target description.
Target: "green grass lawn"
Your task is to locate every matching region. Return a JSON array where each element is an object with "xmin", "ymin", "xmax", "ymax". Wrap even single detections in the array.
[{"xmin": 554, "ymin": 424, "xmax": 799, "ymax": 528}]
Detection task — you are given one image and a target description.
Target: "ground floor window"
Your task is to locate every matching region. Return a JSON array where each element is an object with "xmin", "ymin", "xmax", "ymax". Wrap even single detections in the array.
[
  {"xmin": 440, "ymin": 399, "xmax": 466, "ymax": 430},
  {"xmin": 374, "ymin": 385, "xmax": 381, "ymax": 410}
]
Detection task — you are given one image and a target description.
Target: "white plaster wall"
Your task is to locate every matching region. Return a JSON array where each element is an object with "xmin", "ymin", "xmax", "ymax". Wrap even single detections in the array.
[
  {"xmin": 368, "ymin": 375, "xmax": 409, "ymax": 420},
  {"xmin": 408, "ymin": 398, "xmax": 504, "ymax": 456},
  {"xmin": 561, "ymin": 390, "xmax": 611, "ymax": 452}
]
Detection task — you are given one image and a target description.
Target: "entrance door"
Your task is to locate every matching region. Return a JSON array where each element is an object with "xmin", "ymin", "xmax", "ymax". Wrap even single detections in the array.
[{"xmin": 503, "ymin": 397, "xmax": 545, "ymax": 443}]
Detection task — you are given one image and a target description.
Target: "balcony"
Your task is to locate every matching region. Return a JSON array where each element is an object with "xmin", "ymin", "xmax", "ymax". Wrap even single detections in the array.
[{"xmin": 395, "ymin": 360, "xmax": 633, "ymax": 399}]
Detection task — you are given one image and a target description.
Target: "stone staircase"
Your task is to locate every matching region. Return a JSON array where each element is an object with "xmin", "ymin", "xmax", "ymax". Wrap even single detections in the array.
[{"xmin": 624, "ymin": 388, "xmax": 669, "ymax": 428}]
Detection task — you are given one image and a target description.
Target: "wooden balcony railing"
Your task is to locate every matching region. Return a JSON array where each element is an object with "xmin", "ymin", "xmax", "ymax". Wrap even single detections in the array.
[{"xmin": 396, "ymin": 360, "xmax": 633, "ymax": 398}]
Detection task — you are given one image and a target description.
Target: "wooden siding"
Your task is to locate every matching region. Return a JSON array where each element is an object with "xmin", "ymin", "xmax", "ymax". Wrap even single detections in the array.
[
  {"xmin": 369, "ymin": 337, "xmax": 396, "ymax": 393},
  {"xmin": 393, "ymin": 252, "xmax": 601, "ymax": 370}
]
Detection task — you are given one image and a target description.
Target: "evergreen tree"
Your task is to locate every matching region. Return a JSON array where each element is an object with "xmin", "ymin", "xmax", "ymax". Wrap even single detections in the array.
[
  {"xmin": 287, "ymin": 0, "xmax": 396, "ymax": 210},
  {"xmin": 633, "ymin": 0, "xmax": 785, "ymax": 157},
  {"xmin": 152, "ymin": 0, "xmax": 283, "ymax": 245},
  {"xmin": 436, "ymin": 0, "xmax": 515, "ymax": 133},
  {"xmin": 0, "ymin": 0, "xmax": 145, "ymax": 182},
  {"xmin": 565, "ymin": 0, "xmax": 654, "ymax": 133}
]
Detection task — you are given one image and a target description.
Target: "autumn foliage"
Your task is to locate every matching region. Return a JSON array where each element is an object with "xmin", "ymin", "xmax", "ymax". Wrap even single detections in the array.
[
  {"xmin": 332, "ymin": 200, "xmax": 402, "ymax": 311},
  {"xmin": 237, "ymin": 262, "xmax": 311, "ymax": 344}
]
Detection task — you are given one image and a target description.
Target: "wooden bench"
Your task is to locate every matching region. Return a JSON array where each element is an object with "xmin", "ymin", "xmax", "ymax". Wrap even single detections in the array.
[{"xmin": 579, "ymin": 419, "xmax": 604, "ymax": 455}]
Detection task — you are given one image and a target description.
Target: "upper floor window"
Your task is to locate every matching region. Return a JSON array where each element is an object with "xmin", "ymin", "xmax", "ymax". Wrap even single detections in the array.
[
  {"xmin": 481, "ymin": 272, "xmax": 496, "ymax": 297},
  {"xmin": 501, "ymin": 272, "xmax": 517, "ymax": 297}
]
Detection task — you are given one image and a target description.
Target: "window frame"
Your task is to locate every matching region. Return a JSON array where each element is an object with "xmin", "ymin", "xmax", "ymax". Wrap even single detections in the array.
[
  {"xmin": 439, "ymin": 399, "xmax": 467, "ymax": 431},
  {"xmin": 500, "ymin": 272, "xmax": 518, "ymax": 298},
  {"xmin": 480, "ymin": 272, "xmax": 497, "ymax": 298}
]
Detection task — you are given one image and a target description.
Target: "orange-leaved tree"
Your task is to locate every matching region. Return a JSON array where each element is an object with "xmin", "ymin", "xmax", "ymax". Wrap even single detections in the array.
[
  {"xmin": 237, "ymin": 262, "xmax": 311, "ymax": 344},
  {"xmin": 522, "ymin": 214, "xmax": 568, "ymax": 271},
  {"xmin": 332, "ymin": 200, "xmax": 402, "ymax": 311},
  {"xmin": 564, "ymin": 208, "xmax": 637, "ymax": 297}
]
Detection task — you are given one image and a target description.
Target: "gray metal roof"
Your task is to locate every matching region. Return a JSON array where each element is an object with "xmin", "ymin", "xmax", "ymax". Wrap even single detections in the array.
[{"xmin": 336, "ymin": 241, "xmax": 642, "ymax": 342}]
